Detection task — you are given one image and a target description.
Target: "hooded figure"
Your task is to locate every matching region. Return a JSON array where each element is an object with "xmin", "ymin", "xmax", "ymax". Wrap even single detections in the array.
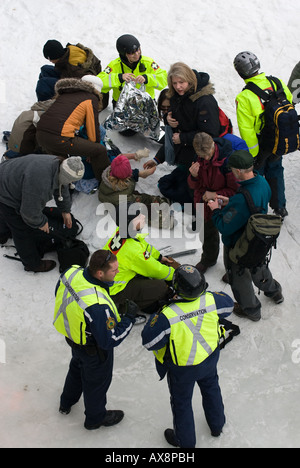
[{"xmin": 36, "ymin": 78, "xmax": 110, "ymax": 181}]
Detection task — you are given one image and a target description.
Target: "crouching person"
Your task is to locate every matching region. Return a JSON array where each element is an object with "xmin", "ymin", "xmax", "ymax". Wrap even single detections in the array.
[
  {"xmin": 142, "ymin": 265, "xmax": 234, "ymax": 448},
  {"xmin": 54, "ymin": 250, "xmax": 138, "ymax": 429},
  {"xmin": 0, "ymin": 154, "xmax": 84, "ymax": 272}
]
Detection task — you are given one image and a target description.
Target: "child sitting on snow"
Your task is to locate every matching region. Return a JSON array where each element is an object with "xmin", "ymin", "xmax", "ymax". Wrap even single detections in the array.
[
  {"xmin": 98, "ymin": 154, "xmax": 172, "ymax": 228},
  {"xmin": 98, "ymin": 153, "xmax": 156, "ymax": 205}
]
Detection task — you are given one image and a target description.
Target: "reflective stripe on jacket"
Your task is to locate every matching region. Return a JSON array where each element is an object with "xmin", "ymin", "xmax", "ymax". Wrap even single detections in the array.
[
  {"xmin": 103, "ymin": 229, "xmax": 174, "ymax": 295},
  {"xmin": 98, "ymin": 56, "xmax": 167, "ymax": 101},
  {"xmin": 154, "ymin": 293, "xmax": 221, "ymax": 366},
  {"xmin": 53, "ymin": 266, "xmax": 120, "ymax": 345}
]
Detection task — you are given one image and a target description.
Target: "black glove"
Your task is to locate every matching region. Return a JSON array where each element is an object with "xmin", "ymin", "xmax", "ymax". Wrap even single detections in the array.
[{"xmin": 124, "ymin": 299, "xmax": 140, "ymax": 320}]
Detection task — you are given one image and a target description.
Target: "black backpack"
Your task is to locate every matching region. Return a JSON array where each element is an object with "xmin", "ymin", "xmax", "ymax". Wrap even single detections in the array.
[
  {"xmin": 244, "ymin": 75, "xmax": 300, "ymax": 157},
  {"xmin": 229, "ymin": 188, "xmax": 282, "ymax": 269},
  {"xmin": 37, "ymin": 207, "xmax": 90, "ymax": 273}
]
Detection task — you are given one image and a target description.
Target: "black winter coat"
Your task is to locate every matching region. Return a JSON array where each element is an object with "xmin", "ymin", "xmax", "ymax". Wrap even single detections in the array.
[{"xmin": 170, "ymin": 71, "xmax": 220, "ymax": 167}]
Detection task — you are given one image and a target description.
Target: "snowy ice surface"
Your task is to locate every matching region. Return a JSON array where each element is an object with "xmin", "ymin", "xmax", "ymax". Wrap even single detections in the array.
[{"xmin": 1, "ymin": 0, "xmax": 300, "ymax": 449}]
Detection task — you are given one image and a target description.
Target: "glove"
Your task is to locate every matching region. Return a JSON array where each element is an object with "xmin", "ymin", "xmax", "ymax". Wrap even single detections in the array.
[
  {"xmin": 124, "ymin": 299, "xmax": 140, "ymax": 320},
  {"xmin": 134, "ymin": 147, "xmax": 150, "ymax": 160}
]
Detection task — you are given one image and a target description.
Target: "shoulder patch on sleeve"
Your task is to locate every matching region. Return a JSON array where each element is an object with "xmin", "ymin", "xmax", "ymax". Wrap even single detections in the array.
[
  {"xmin": 109, "ymin": 231, "xmax": 126, "ymax": 253},
  {"xmin": 106, "ymin": 316, "xmax": 116, "ymax": 330},
  {"xmin": 104, "ymin": 66, "xmax": 112, "ymax": 74},
  {"xmin": 223, "ymin": 207, "xmax": 238, "ymax": 224},
  {"xmin": 151, "ymin": 62, "xmax": 160, "ymax": 70}
]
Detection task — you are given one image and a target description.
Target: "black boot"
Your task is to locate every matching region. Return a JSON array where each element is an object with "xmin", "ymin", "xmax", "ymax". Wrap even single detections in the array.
[{"xmin": 164, "ymin": 428, "xmax": 180, "ymax": 447}]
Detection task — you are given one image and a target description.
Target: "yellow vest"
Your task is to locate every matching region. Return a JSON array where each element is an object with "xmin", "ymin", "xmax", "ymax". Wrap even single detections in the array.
[
  {"xmin": 154, "ymin": 293, "xmax": 221, "ymax": 366},
  {"xmin": 53, "ymin": 266, "xmax": 120, "ymax": 345}
]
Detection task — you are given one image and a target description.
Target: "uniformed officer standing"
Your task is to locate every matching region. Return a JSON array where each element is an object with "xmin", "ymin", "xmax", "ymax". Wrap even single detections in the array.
[
  {"xmin": 54, "ymin": 249, "xmax": 138, "ymax": 430},
  {"xmin": 142, "ymin": 265, "xmax": 234, "ymax": 448}
]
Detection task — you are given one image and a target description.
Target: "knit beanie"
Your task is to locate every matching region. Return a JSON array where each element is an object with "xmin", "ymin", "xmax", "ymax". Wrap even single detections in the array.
[
  {"xmin": 43, "ymin": 40, "xmax": 66, "ymax": 60},
  {"xmin": 110, "ymin": 155, "xmax": 132, "ymax": 179},
  {"xmin": 58, "ymin": 157, "xmax": 85, "ymax": 201}
]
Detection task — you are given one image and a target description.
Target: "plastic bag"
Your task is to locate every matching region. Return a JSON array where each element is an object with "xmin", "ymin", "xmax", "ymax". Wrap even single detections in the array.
[{"xmin": 103, "ymin": 81, "xmax": 160, "ymax": 140}]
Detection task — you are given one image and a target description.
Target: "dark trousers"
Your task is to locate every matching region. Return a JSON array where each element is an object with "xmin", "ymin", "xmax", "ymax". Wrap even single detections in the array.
[
  {"xmin": 200, "ymin": 219, "xmax": 220, "ymax": 267},
  {"xmin": 111, "ymin": 276, "xmax": 169, "ymax": 314},
  {"xmin": 60, "ymin": 344, "xmax": 113, "ymax": 427},
  {"xmin": 165, "ymin": 348, "xmax": 225, "ymax": 448},
  {"xmin": 224, "ymin": 246, "xmax": 279, "ymax": 319},
  {"xmin": 0, "ymin": 202, "xmax": 42, "ymax": 269},
  {"xmin": 257, "ymin": 155, "xmax": 286, "ymax": 210},
  {"xmin": 36, "ymin": 130, "xmax": 110, "ymax": 181}
]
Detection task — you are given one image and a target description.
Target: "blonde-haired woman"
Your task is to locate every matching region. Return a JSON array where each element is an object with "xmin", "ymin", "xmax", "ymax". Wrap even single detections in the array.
[{"xmin": 158, "ymin": 62, "xmax": 221, "ymax": 205}]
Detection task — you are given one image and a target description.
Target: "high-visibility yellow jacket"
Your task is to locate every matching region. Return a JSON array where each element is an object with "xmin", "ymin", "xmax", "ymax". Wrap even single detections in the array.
[
  {"xmin": 152, "ymin": 293, "xmax": 221, "ymax": 366},
  {"xmin": 98, "ymin": 56, "xmax": 167, "ymax": 101},
  {"xmin": 53, "ymin": 266, "xmax": 133, "ymax": 347},
  {"xmin": 103, "ymin": 229, "xmax": 174, "ymax": 295},
  {"xmin": 235, "ymin": 72, "xmax": 293, "ymax": 156}
]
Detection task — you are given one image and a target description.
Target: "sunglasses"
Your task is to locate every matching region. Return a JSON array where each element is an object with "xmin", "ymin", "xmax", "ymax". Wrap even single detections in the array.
[{"xmin": 102, "ymin": 250, "xmax": 112, "ymax": 267}]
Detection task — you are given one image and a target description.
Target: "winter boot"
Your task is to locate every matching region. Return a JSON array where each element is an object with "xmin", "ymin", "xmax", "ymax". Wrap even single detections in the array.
[{"xmin": 264, "ymin": 281, "xmax": 284, "ymax": 304}]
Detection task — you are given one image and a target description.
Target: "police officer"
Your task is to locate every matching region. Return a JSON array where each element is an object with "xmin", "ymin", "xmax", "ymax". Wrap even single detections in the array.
[
  {"xmin": 142, "ymin": 265, "xmax": 234, "ymax": 448},
  {"xmin": 233, "ymin": 51, "xmax": 293, "ymax": 217},
  {"xmin": 98, "ymin": 34, "xmax": 167, "ymax": 108},
  {"xmin": 54, "ymin": 249, "xmax": 138, "ymax": 430}
]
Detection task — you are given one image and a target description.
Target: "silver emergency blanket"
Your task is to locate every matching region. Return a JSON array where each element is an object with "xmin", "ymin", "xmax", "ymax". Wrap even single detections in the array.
[{"xmin": 103, "ymin": 81, "xmax": 160, "ymax": 140}]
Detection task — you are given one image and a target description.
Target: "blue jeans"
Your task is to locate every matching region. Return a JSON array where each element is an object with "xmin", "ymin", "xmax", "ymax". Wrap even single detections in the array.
[{"xmin": 60, "ymin": 344, "xmax": 113, "ymax": 427}]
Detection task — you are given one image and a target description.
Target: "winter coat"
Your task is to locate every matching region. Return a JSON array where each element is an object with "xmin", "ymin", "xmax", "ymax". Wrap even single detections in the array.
[
  {"xmin": 54, "ymin": 43, "xmax": 102, "ymax": 79},
  {"xmin": 104, "ymin": 229, "xmax": 174, "ymax": 296},
  {"xmin": 235, "ymin": 72, "xmax": 293, "ymax": 157},
  {"xmin": 36, "ymin": 44, "xmax": 102, "ymax": 102},
  {"xmin": 212, "ymin": 173, "xmax": 271, "ymax": 247},
  {"xmin": 187, "ymin": 138, "xmax": 240, "ymax": 221},
  {"xmin": 169, "ymin": 71, "xmax": 221, "ymax": 167},
  {"xmin": 6, "ymin": 99, "xmax": 54, "ymax": 155},
  {"xmin": 98, "ymin": 55, "xmax": 167, "ymax": 101},
  {"xmin": 98, "ymin": 166, "xmax": 138, "ymax": 205},
  {"xmin": 36, "ymin": 78, "xmax": 102, "ymax": 142},
  {"xmin": 0, "ymin": 154, "xmax": 71, "ymax": 229}
]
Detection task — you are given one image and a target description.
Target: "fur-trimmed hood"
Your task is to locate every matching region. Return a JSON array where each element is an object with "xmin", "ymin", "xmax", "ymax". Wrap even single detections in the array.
[
  {"xmin": 189, "ymin": 70, "xmax": 216, "ymax": 102},
  {"xmin": 54, "ymin": 77, "xmax": 102, "ymax": 100}
]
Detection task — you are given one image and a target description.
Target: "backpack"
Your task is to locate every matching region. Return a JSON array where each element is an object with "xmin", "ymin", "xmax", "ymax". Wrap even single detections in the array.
[
  {"xmin": 229, "ymin": 188, "xmax": 282, "ymax": 269},
  {"xmin": 37, "ymin": 207, "xmax": 90, "ymax": 272},
  {"xmin": 244, "ymin": 76, "xmax": 300, "ymax": 157},
  {"xmin": 218, "ymin": 107, "xmax": 233, "ymax": 137}
]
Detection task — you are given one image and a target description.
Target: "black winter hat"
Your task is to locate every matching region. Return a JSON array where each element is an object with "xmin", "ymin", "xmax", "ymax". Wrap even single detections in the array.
[{"xmin": 43, "ymin": 40, "xmax": 66, "ymax": 60}]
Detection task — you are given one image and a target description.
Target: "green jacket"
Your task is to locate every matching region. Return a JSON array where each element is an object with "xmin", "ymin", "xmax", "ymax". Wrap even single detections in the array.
[
  {"xmin": 97, "ymin": 56, "xmax": 167, "ymax": 101},
  {"xmin": 235, "ymin": 72, "xmax": 293, "ymax": 156},
  {"xmin": 103, "ymin": 229, "xmax": 174, "ymax": 295}
]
